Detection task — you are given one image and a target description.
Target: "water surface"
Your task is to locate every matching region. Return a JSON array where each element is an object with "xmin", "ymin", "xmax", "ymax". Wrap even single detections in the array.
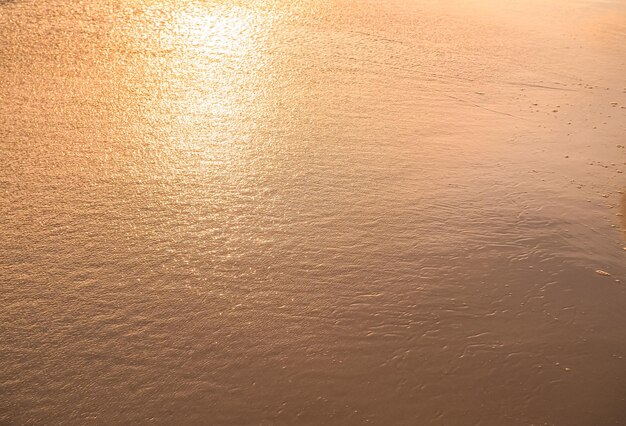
[{"xmin": 1, "ymin": 0, "xmax": 626, "ymax": 424}]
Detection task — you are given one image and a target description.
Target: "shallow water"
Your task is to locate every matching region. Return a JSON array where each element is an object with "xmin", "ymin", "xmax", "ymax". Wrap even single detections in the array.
[{"xmin": 1, "ymin": 0, "xmax": 625, "ymax": 424}]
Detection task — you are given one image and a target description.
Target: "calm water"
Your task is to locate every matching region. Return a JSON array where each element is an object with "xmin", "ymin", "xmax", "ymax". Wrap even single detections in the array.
[{"xmin": 1, "ymin": 0, "xmax": 626, "ymax": 424}]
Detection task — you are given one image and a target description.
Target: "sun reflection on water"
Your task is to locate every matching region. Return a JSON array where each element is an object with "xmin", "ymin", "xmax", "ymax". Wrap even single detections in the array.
[{"xmin": 160, "ymin": 4, "xmax": 266, "ymax": 122}]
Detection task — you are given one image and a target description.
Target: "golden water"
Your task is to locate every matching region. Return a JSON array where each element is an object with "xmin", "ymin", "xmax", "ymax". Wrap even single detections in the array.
[{"xmin": 1, "ymin": 0, "xmax": 625, "ymax": 424}]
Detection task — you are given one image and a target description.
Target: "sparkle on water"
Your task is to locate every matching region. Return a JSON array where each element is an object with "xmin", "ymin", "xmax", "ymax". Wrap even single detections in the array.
[{"xmin": 1, "ymin": 0, "xmax": 625, "ymax": 424}]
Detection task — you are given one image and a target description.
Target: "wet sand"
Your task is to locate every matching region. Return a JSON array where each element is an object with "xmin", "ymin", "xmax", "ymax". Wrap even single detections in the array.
[{"xmin": 1, "ymin": 0, "xmax": 625, "ymax": 424}]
